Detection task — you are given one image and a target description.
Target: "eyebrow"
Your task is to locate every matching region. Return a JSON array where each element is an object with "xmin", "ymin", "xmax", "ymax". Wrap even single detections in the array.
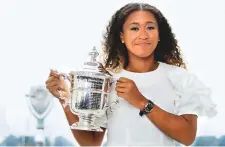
[{"xmin": 129, "ymin": 21, "xmax": 157, "ymax": 25}]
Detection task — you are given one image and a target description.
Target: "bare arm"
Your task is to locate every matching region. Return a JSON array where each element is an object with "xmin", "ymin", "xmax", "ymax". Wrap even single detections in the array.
[
  {"xmin": 116, "ymin": 77, "xmax": 197, "ymax": 146},
  {"xmin": 140, "ymin": 99, "xmax": 197, "ymax": 146}
]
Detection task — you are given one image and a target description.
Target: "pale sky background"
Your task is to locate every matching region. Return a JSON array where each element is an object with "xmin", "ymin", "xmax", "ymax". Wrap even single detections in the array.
[{"xmin": 0, "ymin": 0, "xmax": 224, "ymax": 145}]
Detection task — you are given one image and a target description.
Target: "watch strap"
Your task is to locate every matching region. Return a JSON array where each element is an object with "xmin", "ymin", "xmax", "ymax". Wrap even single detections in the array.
[{"xmin": 139, "ymin": 100, "xmax": 154, "ymax": 116}]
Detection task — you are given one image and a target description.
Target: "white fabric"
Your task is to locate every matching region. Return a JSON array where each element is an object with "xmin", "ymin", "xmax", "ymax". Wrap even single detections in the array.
[{"xmin": 97, "ymin": 62, "xmax": 217, "ymax": 146}]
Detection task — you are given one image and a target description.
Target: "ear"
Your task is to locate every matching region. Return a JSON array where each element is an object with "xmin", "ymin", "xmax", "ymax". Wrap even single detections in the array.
[{"xmin": 120, "ymin": 32, "xmax": 124, "ymax": 43}]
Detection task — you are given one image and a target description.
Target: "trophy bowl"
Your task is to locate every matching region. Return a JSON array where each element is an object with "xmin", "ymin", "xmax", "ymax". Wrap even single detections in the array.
[{"xmin": 63, "ymin": 47, "xmax": 117, "ymax": 132}]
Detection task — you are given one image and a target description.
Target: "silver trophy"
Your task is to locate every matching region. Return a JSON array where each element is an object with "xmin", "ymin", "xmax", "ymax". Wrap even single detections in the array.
[
  {"xmin": 26, "ymin": 86, "xmax": 53, "ymax": 145},
  {"xmin": 60, "ymin": 46, "xmax": 118, "ymax": 132}
]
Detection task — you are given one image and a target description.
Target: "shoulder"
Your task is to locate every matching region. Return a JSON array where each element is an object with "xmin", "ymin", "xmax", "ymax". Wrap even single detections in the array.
[
  {"xmin": 161, "ymin": 63, "xmax": 217, "ymax": 118},
  {"xmin": 159, "ymin": 62, "xmax": 188, "ymax": 78},
  {"xmin": 160, "ymin": 62, "xmax": 209, "ymax": 93},
  {"xmin": 159, "ymin": 61, "xmax": 186, "ymax": 72}
]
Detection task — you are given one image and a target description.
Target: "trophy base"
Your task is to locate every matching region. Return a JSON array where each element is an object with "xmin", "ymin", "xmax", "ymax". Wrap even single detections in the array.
[
  {"xmin": 70, "ymin": 113, "xmax": 104, "ymax": 132},
  {"xmin": 70, "ymin": 122, "xmax": 103, "ymax": 132}
]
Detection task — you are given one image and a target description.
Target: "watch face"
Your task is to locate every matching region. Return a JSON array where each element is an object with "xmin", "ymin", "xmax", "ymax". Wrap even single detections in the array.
[{"xmin": 145, "ymin": 103, "xmax": 153, "ymax": 112}]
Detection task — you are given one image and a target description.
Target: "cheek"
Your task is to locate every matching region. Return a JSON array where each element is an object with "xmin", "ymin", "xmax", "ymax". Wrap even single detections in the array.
[
  {"xmin": 124, "ymin": 32, "xmax": 138, "ymax": 44},
  {"xmin": 149, "ymin": 31, "xmax": 159, "ymax": 41}
]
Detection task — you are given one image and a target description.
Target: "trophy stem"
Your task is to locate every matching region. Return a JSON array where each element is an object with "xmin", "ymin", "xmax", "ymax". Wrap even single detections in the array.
[{"xmin": 70, "ymin": 113, "xmax": 103, "ymax": 132}]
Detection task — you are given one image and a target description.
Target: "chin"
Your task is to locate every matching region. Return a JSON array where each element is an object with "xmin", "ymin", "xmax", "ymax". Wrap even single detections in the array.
[
  {"xmin": 136, "ymin": 50, "xmax": 154, "ymax": 57},
  {"xmin": 128, "ymin": 47, "xmax": 155, "ymax": 59},
  {"xmin": 132, "ymin": 47, "xmax": 155, "ymax": 58},
  {"xmin": 135, "ymin": 53, "xmax": 152, "ymax": 59}
]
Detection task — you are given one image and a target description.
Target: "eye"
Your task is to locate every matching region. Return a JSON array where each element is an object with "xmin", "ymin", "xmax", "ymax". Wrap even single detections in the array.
[
  {"xmin": 147, "ymin": 26, "xmax": 155, "ymax": 30},
  {"xmin": 130, "ymin": 27, "xmax": 139, "ymax": 31}
]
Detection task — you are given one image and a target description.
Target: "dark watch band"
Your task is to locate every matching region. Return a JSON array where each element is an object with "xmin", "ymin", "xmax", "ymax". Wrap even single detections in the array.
[{"xmin": 139, "ymin": 100, "xmax": 154, "ymax": 116}]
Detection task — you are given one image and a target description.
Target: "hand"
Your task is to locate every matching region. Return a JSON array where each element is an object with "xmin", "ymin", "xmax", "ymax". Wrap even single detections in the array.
[
  {"xmin": 45, "ymin": 69, "xmax": 71, "ymax": 103},
  {"xmin": 115, "ymin": 77, "xmax": 148, "ymax": 109}
]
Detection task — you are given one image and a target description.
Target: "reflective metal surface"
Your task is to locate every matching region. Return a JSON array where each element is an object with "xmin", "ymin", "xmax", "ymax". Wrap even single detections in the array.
[{"xmin": 65, "ymin": 47, "xmax": 116, "ymax": 132}]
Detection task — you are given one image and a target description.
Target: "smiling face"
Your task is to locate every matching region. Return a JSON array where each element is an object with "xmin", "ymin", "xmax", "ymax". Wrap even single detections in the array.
[{"xmin": 120, "ymin": 10, "xmax": 159, "ymax": 59}]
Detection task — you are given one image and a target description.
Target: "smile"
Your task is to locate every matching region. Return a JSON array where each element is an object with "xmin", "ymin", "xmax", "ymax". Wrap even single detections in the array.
[{"xmin": 135, "ymin": 43, "xmax": 151, "ymax": 45}]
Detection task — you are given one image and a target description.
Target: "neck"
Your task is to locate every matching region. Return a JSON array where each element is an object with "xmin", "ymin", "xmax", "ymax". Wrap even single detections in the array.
[{"xmin": 125, "ymin": 54, "xmax": 158, "ymax": 73}]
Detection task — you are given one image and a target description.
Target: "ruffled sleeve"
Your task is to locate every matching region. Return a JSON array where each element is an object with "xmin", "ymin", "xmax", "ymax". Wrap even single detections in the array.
[{"xmin": 167, "ymin": 67, "xmax": 217, "ymax": 118}]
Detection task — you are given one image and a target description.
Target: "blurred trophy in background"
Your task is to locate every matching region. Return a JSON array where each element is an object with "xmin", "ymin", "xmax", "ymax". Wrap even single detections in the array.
[{"xmin": 26, "ymin": 86, "xmax": 53, "ymax": 146}]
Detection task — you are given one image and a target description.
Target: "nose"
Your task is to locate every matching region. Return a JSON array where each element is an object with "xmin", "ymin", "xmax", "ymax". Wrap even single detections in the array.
[{"xmin": 139, "ymin": 29, "xmax": 148, "ymax": 40}]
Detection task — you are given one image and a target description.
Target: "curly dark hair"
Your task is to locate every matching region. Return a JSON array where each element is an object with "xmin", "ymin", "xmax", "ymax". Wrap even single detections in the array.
[{"xmin": 102, "ymin": 2, "xmax": 186, "ymax": 72}]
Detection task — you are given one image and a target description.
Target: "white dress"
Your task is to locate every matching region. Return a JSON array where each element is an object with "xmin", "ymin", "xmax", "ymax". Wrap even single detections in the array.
[{"xmin": 96, "ymin": 62, "xmax": 217, "ymax": 146}]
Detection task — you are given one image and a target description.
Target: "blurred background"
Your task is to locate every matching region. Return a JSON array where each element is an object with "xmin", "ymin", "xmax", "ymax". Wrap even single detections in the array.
[{"xmin": 0, "ymin": 0, "xmax": 224, "ymax": 146}]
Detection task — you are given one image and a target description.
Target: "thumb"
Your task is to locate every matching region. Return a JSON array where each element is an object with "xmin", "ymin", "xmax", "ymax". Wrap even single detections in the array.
[{"xmin": 57, "ymin": 89, "xmax": 71, "ymax": 100}]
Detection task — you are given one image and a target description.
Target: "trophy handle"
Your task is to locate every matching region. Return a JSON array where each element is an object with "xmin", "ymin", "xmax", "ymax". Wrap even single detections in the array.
[
  {"xmin": 58, "ymin": 72, "xmax": 73, "ymax": 108},
  {"xmin": 105, "ymin": 77, "xmax": 120, "ymax": 112},
  {"xmin": 57, "ymin": 90, "xmax": 71, "ymax": 108},
  {"xmin": 107, "ymin": 97, "xmax": 119, "ymax": 112}
]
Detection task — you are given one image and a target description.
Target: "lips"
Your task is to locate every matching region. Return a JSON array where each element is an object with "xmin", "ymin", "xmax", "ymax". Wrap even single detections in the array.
[{"xmin": 135, "ymin": 43, "xmax": 151, "ymax": 45}]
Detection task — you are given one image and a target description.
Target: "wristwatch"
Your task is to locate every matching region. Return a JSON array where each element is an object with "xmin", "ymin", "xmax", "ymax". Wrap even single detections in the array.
[{"xmin": 139, "ymin": 100, "xmax": 154, "ymax": 116}]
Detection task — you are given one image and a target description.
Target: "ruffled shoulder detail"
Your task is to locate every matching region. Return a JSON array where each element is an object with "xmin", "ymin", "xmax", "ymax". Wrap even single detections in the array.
[{"xmin": 166, "ymin": 65, "xmax": 217, "ymax": 118}]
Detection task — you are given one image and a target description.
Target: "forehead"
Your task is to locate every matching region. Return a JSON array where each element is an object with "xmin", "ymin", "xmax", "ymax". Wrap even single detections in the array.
[{"xmin": 125, "ymin": 10, "xmax": 157, "ymax": 24}]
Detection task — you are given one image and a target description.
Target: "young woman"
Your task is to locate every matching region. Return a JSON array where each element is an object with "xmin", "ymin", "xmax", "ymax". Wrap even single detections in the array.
[{"xmin": 45, "ymin": 3, "xmax": 217, "ymax": 146}]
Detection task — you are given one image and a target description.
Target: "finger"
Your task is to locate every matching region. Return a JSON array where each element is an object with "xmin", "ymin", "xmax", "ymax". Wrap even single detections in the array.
[
  {"xmin": 50, "ymin": 81, "xmax": 67, "ymax": 91},
  {"xmin": 46, "ymin": 84, "xmax": 59, "ymax": 98},
  {"xmin": 49, "ymin": 69, "xmax": 60, "ymax": 78},
  {"xmin": 118, "ymin": 77, "xmax": 130, "ymax": 83},
  {"xmin": 46, "ymin": 76, "xmax": 68, "ymax": 89},
  {"xmin": 115, "ymin": 86, "xmax": 125, "ymax": 93},
  {"xmin": 59, "ymin": 76, "xmax": 69, "ymax": 90},
  {"xmin": 57, "ymin": 90, "xmax": 70, "ymax": 100},
  {"xmin": 116, "ymin": 82, "xmax": 127, "ymax": 88},
  {"xmin": 45, "ymin": 76, "xmax": 58, "ymax": 85},
  {"xmin": 46, "ymin": 78, "xmax": 65, "ymax": 91},
  {"xmin": 46, "ymin": 83, "xmax": 59, "ymax": 94},
  {"xmin": 46, "ymin": 80, "xmax": 59, "ymax": 87},
  {"xmin": 47, "ymin": 85, "xmax": 69, "ymax": 99},
  {"xmin": 116, "ymin": 91, "xmax": 124, "ymax": 98},
  {"xmin": 57, "ymin": 89, "xmax": 71, "ymax": 101}
]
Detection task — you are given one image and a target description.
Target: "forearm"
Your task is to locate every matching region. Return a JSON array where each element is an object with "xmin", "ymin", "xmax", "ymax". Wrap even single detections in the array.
[{"xmin": 146, "ymin": 104, "xmax": 197, "ymax": 145}]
